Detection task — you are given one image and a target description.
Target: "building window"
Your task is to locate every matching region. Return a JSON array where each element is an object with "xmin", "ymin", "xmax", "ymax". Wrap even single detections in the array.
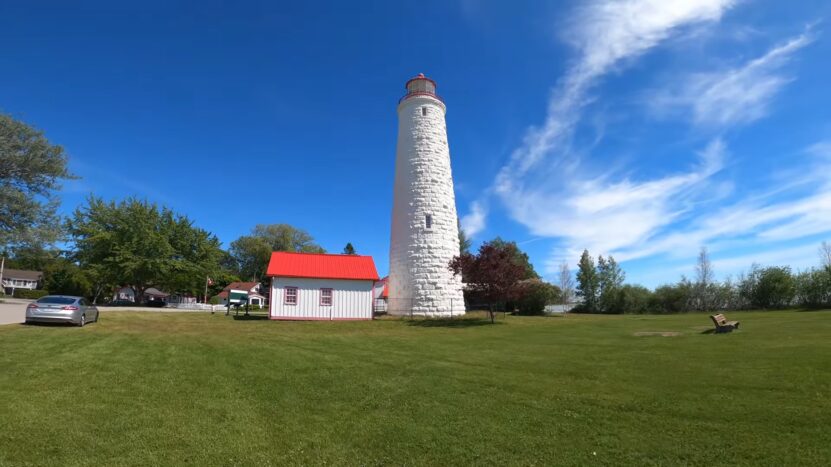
[
  {"xmin": 425, "ymin": 214, "xmax": 433, "ymax": 229},
  {"xmin": 320, "ymin": 288, "xmax": 333, "ymax": 306},
  {"xmin": 422, "ymin": 106, "xmax": 427, "ymax": 116},
  {"xmin": 284, "ymin": 287, "xmax": 298, "ymax": 305}
]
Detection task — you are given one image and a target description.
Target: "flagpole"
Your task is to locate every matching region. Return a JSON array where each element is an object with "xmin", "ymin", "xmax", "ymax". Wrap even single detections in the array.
[{"xmin": 204, "ymin": 276, "xmax": 209, "ymax": 304}]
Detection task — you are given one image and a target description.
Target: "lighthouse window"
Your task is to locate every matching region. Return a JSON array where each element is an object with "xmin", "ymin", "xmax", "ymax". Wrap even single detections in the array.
[
  {"xmin": 422, "ymin": 106, "xmax": 427, "ymax": 116},
  {"xmin": 425, "ymin": 214, "xmax": 433, "ymax": 229}
]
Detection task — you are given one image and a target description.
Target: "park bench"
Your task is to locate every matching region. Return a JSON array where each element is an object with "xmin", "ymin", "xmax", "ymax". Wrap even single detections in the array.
[{"xmin": 710, "ymin": 313, "xmax": 740, "ymax": 333}]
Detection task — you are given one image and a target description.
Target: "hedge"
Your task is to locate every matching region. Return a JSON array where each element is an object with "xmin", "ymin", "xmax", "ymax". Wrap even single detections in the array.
[{"xmin": 14, "ymin": 289, "xmax": 49, "ymax": 299}]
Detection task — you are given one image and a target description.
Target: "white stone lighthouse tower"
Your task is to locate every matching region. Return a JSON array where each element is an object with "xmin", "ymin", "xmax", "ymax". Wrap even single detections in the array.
[{"xmin": 388, "ymin": 73, "xmax": 466, "ymax": 317}]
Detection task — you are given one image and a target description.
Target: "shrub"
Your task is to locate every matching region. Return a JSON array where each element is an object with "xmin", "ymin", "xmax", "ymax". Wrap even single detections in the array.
[
  {"xmin": 209, "ymin": 295, "xmax": 222, "ymax": 305},
  {"xmin": 753, "ymin": 266, "xmax": 796, "ymax": 309},
  {"xmin": 618, "ymin": 284, "xmax": 652, "ymax": 314},
  {"xmin": 648, "ymin": 283, "xmax": 692, "ymax": 313},
  {"xmin": 795, "ymin": 268, "xmax": 831, "ymax": 308},
  {"xmin": 515, "ymin": 279, "xmax": 556, "ymax": 315},
  {"xmin": 15, "ymin": 289, "xmax": 49, "ymax": 299}
]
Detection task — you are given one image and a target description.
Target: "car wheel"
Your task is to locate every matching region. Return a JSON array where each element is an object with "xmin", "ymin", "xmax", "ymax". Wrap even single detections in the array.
[{"xmin": 78, "ymin": 314, "xmax": 85, "ymax": 327}]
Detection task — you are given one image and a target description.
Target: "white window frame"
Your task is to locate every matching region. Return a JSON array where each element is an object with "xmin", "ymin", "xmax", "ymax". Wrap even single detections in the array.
[
  {"xmin": 284, "ymin": 287, "xmax": 298, "ymax": 306},
  {"xmin": 320, "ymin": 288, "xmax": 333, "ymax": 306}
]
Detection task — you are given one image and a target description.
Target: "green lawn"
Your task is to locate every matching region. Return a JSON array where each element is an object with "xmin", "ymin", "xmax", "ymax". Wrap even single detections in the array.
[{"xmin": 1, "ymin": 311, "xmax": 829, "ymax": 466}]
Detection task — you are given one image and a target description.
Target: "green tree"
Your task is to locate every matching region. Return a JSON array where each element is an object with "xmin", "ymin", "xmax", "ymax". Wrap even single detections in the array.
[
  {"xmin": 0, "ymin": 114, "xmax": 75, "ymax": 252},
  {"xmin": 597, "ymin": 255, "xmax": 625, "ymax": 313},
  {"xmin": 488, "ymin": 237, "xmax": 538, "ymax": 280},
  {"xmin": 67, "ymin": 196, "xmax": 223, "ymax": 303},
  {"xmin": 343, "ymin": 243, "xmax": 356, "ymax": 255},
  {"xmin": 43, "ymin": 258, "xmax": 91, "ymax": 298},
  {"xmin": 752, "ymin": 266, "xmax": 796, "ymax": 309},
  {"xmin": 794, "ymin": 268, "xmax": 831, "ymax": 308},
  {"xmin": 576, "ymin": 250, "xmax": 599, "ymax": 312},
  {"xmin": 617, "ymin": 284, "xmax": 652, "ymax": 314},
  {"xmin": 449, "ymin": 240, "xmax": 528, "ymax": 323},
  {"xmin": 515, "ymin": 279, "xmax": 561, "ymax": 315},
  {"xmin": 458, "ymin": 218, "xmax": 472, "ymax": 255},
  {"xmin": 229, "ymin": 224, "xmax": 325, "ymax": 282},
  {"xmin": 648, "ymin": 283, "xmax": 693, "ymax": 313}
]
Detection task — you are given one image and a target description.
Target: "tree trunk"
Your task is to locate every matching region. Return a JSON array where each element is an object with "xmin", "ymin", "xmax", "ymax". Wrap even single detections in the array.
[
  {"xmin": 92, "ymin": 284, "xmax": 103, "ymax": 305},
  {"xmin": 133, "ymin": 285, "xmax": 146, "ymax": 305}
]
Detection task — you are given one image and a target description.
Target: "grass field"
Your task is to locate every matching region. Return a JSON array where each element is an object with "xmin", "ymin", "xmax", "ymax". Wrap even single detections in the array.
[{"xmin": 1, "ymin": 310, "xmax": 829, "ymax": 466}]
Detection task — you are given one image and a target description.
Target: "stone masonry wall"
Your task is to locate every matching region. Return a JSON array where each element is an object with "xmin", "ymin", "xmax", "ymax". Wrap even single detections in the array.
[{"xmin": 388, "ymin": 95, "xmax": 465, "ymax": 317}]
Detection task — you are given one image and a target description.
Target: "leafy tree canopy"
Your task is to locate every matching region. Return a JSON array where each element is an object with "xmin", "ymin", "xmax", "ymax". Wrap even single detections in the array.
[
  {"xmin": 487, "ymin": 237, "xmax": 538, "ymax": 280},
  {"xmin": 0, "ymin": 114, "xmax": 75, "ymax": 252},
  {"xmin": 229, "ymin": 224, "xmax": 325, "ymax": 281},
  {"xmin": 66, "ymin": 196, "xmax": 223, "ymax": 302},
  {"xmin": 449, "ymin": 239, "xmax": 529, "ymax": 323}
]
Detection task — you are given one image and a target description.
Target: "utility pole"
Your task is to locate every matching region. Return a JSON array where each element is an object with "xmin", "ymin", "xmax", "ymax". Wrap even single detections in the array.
[{"xmin": 0, "ymin": 256, "xmax": 5, "ymax": 295}]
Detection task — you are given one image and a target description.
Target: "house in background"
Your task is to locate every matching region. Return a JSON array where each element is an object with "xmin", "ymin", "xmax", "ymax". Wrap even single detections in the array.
[
  {"xmin": 373, "ymin": 276, "xmax": 388, "ymax": 313},
  {"xmin": 266, "ymin": 251, "xmax": 379, "ymax": 321},
  {"xmin": 216, "ymin": 281, "xmax": 267, "ymax": 307},
  {"xmin": 113, "ymin": 286, "xmax": 170, "ymax": 304},
  {"xmin": 1, "ymin": 269, "xmax": 43, "ymax": 296}
]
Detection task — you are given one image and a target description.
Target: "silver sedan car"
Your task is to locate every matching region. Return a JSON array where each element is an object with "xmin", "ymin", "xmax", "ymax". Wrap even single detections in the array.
[{"xmin": 25, "ymin": 295, "xmax": 99, "ymax": 327}]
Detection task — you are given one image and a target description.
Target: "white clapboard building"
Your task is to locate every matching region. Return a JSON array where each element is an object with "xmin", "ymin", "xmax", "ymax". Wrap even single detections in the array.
[{"xmin": 266, "ymin": 252, "xmax": 380, "ymax": 321}]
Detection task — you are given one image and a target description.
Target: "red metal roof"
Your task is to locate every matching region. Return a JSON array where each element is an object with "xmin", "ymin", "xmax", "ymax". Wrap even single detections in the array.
[{"xmin": 266, "ymin": 252, "xmax": 380, "ymax": 281}]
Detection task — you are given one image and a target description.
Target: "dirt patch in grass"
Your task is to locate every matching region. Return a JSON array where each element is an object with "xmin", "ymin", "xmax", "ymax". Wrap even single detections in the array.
[{"xmin": 633, "ymin": 331, "xmax": 682, "ymax": 337}]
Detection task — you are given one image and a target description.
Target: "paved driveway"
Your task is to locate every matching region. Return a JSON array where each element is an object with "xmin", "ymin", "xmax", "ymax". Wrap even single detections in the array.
[{"xmin": 0, "ymin": 298, "xmax": 31, "ymax": 325}]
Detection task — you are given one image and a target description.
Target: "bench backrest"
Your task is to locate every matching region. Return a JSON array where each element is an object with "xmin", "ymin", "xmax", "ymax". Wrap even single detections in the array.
[{"xmin": 711, "ymin": 314, "xmax": 728, "ymax": 326}]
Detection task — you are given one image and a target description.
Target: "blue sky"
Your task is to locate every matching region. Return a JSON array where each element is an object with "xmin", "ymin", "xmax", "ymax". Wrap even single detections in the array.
[{"xmin": 2, "ymin": 1, "xmax": 830, "ymax": 287}]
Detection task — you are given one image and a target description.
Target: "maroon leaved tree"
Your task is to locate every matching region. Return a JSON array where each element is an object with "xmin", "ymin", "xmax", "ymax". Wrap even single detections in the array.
[{"xmin": 449, "ymin": 242, "xmax": 527, "ymax": 323}]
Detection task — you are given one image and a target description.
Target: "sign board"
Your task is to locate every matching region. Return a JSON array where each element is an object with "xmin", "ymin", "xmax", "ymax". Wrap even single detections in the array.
[{"xmin": 228, "ymin": 289, "xmax": 249, "ymax": 305}]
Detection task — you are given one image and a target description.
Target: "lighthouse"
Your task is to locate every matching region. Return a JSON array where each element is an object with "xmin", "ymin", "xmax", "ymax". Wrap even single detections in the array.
[{"xmin": 388, "ymin": 73, "xmax": 466, "ymax": 317}]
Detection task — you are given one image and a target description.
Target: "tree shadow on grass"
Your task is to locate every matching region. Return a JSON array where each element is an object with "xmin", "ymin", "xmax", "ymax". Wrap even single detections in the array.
[
  {"xmin": 231, "ymin": 314, "xmax": 269, "ymax": 321},
  {"xmin": 405, "ymin": 318, "xmax": 504, "ymax": 328}
]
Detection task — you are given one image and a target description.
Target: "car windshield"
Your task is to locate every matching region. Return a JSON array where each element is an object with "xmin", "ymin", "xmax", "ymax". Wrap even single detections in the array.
[{"xmin": 36, "ymin": 296, "xmax": 77, "ymax": 305}]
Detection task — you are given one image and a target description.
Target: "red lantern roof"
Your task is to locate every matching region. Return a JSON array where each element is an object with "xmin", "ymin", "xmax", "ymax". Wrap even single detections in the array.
[{"xmin": 266, "ymin": 252, "xmax": 380, "ymax": 281}]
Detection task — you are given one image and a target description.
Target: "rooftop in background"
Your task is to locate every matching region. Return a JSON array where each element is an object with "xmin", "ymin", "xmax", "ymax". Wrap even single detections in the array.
[
  {"xmin": 0, "ymin": 269, "xmax": 43, "ymax": 281},
  {"xmin": 221, "ymin": 281, "xmax": 260, "ymax": 292},
  {"xmin": 266, "ymin": 252, "xmax": 380, "ymax": 281}
]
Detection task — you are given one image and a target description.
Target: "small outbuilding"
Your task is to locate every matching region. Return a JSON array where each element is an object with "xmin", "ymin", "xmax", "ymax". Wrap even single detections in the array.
[{"xmin": 266, "ymin": 252, "xmax": 380, "ymax": 321}]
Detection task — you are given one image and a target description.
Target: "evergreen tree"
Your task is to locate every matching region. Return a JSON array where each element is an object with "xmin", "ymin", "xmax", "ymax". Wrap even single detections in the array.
[
  {"xmin": 576, "ymin": 250, "xmax": 599, "ymax": 312},
  {"xmin": 457, "ymin": 218, "xmax": 472, "ymax": 254},
  {"xmin": 343, "ymin": 243, "xmax": 356, "ymax": 255}
]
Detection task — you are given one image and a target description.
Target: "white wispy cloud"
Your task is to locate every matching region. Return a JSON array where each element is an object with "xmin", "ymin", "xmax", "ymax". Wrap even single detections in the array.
[
  {"xmin": 490, "ymin": 0, "xmax": 736, "ymax": 266},
  {"xmin": 483, "ymin": 0, "xmax": 824, "ymax": 281},
  {"xmin": 460, "ymin": 200, "xmax": 487, "ymax": 238},
  {"xmin": 555, "ymin": 140, "xmax": 831, "ymax": 277},
  {"xmin": 649, "ymin": 32, "xmax": 814, "ymax": 126}
]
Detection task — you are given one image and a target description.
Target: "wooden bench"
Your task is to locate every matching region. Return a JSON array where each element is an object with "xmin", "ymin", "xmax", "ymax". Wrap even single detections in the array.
[{"xmin": 710, "ymin": 314, "xmax": 740, "ymax": 333}]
